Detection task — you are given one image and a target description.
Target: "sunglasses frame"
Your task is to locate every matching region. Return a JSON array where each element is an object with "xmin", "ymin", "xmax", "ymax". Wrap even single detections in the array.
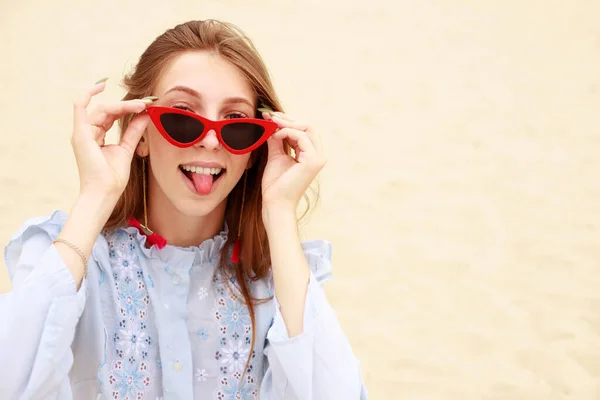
[{"xmin": 146, "ymin": 105, "xmax": 278, "ymax": 154}]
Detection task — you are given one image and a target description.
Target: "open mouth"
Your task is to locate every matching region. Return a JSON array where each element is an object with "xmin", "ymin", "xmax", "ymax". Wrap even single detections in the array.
[{"xmin": 179, "ymin": 164, "xmax": 225, "ymax": 195}]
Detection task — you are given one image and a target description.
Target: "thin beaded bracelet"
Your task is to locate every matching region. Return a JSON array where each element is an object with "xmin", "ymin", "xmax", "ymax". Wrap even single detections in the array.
[{"xmin": 53, "ymin": 238, "xmax": 88, "ymax": 277}]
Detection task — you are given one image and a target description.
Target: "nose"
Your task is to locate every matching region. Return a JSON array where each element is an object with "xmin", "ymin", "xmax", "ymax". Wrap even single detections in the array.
[{"xmin": 196, "ymin": 129, "xmax": 221, "ymax": 151}]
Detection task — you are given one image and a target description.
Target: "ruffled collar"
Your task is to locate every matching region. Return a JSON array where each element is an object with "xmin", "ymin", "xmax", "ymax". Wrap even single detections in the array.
[{"xmin": 113, "ymin": 218, "xmax": 229, "ymax": 267}]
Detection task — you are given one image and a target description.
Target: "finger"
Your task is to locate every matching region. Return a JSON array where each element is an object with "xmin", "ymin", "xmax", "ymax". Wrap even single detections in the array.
[
  {"xmin": 73, "ymin": 82, "xmax": 107, "ymax": 131},
  {"xmin": 266, "ymin": 135, "xmax": 286, "ymax": 158},
  {"xmin": 273, "ymin": 112, "xmax": 298, "ymax": 122},
  {"xmin": 306, "ymin": 126, "xmax": 324, "ymax": 155},
  {"xmin": 271, "ymin": 114, "xmax": 309, "ymax": 131},
  {"xmin": 272, "ymin": 115, "xmax": 324, "ymax": 155},
  {"xmin": 263, "ymin": 113, "xmax": 293, "ymax": 154},
  {"xmin": 261, "ymin": 110, "xmax": 291, "ymax": 121},
  {"xmin": 88, "ymin": 100, "xmax": 150, "ymax": 133},
  {"xmin": 90, "ymin": 125, "xmax": 106, "ymax": 144},
  {"xmin": 272, "ymin": 128, "xmax": 316, "ymax": 161},
  {"xmin": 119, "ymin": 113, "xmax": 150, "ymax": 158}
]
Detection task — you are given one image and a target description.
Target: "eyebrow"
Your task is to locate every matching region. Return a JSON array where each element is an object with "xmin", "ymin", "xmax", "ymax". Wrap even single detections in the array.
[{"xmin": 164, "ymin": 85, "xmax": 254, "ymax": 109}]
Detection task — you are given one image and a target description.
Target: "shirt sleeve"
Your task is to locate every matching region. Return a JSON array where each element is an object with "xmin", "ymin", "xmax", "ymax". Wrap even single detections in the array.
[
  {"xmin": 0, "ymin": 211, "xmax": 87, "ymax": 400},
  {"xmin": 260, "ymin": 240, "xmax": 368, "ymax": 400}
]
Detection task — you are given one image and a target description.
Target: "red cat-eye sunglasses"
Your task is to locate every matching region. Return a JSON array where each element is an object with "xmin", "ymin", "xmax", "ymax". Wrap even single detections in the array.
[{"xmin": 146, "ymin": 105, "xmax": 278, "ymax": 154}]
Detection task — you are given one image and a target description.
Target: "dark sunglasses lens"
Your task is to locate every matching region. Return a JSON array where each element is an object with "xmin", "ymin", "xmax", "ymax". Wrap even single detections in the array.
[
  {"xmin": 160, "ymin": 113, "xmax": 204, "ymax": 144},
  {"xmin": 221, "ymin": 123, "xmax": 265, "ymax": 151}
]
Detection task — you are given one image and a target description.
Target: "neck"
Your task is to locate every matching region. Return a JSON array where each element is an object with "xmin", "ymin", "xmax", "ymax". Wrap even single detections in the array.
[{"xmin": 144, "ymin": 182, "xmax": 227, "ymax": 249}]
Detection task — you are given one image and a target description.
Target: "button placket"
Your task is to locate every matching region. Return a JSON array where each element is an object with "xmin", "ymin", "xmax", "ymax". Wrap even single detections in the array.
[
  {"xmin": 163, "ymin": 264, "xmax": 182, "ymax": 286},
  {"xmin": 172, "ymin": 360, "xmax": 182, "ymax": 372},
  {"xmin": 156, "ymin": 257, "xmax": 195, "ymax": 398}
]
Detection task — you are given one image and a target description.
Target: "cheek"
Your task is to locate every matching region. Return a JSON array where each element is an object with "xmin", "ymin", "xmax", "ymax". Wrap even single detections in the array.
[
  {"xmin": 147, "ymin": 130, "xmax": 182, "ymax": 171},
  {"xmin": 228, "ymin": 154, "xmax": 252, "ymax": 174}
]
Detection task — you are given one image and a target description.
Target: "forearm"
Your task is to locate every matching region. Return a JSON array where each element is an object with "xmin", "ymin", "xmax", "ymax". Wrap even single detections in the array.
[
  {"xmin": 55, "ymin": 192, "xmax": 119, "ymax": 289},
  {"xmin": 1, "ymin": 220, "xmax": 91, "ymax": 399},
  {"xmin": 0, "ymin": 264, "xmax": 84, "ymax": 399},
  {"xmin": 261, "ymin": 234, "xmax": 369, "ymax": 399},
  {"xmin": 263, "ymin": 207, "xmax": 310, "ymax": 338}
]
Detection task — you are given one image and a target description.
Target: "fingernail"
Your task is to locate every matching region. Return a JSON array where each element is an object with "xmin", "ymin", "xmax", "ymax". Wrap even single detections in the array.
[
  {"xmin": 95, "ymin": 77, "xmax": 109, "ymax": 84},
  {"xmin": 258, "ymin": 107, "xmax": 277, "ymax": 116},
  {"xmin": 134, "ymin": 98, "xmax": 155, "ymax": 105},
  {"xmin": 133, "ymin": 96, "xmax": 159, "ymax": 105}
]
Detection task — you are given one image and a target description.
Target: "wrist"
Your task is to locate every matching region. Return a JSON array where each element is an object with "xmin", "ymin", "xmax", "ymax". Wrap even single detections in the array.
[
  {"xmin": 77, "ymin": 189, "xmax": 120, "ymax": 211},
  {"xmin": 68, "ymin": 191, "xmax": 119, "ymax": 231},
  {"xmin": 53, "ymin": 192, "xmax": 119, "ymax": 289},
  {"xmin": 79, "ymin": 187, "xmax": 122, "ymax": 204},
  {"xmin": 262, "ymin": 205, "xmax": 297, "ymax": 230}
]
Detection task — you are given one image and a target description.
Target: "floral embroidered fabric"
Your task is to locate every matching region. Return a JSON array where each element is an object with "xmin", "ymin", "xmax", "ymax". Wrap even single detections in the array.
[
  {"xmin": 2, "ymin": 210, "xmax": 368, "ymax": 400},
  {"xmin": 95, "ymin": 223, "xmax": 274, "ymax": 399}
]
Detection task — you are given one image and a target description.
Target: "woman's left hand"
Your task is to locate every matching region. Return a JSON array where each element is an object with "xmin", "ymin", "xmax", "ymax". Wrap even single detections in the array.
[{"xmin": 261, "ymin": 112, "xmax": 326, "ymax": 214}]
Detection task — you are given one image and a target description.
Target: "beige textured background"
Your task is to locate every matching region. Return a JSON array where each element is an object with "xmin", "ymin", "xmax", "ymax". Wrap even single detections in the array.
[{"xmin": 1, "ymin": 0, "xmax": 600, "ymax": 398}]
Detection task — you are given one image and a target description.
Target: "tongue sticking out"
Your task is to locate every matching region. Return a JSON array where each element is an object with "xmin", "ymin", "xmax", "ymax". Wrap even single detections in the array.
[{"xmin": 190, "ymin": 173, "xmax": 214, "ymax": 195}]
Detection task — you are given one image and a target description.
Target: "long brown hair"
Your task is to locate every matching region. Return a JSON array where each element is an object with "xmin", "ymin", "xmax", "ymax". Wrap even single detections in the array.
[{"xmin": 105, "ymin": 20, "xmax": 312, "ymax": 373}]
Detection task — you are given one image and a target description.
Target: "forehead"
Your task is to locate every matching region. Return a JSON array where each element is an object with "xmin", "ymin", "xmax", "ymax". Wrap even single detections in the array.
[{"xmin": 154, "ymin": 51, "xmax": 255, "ymax": 103}]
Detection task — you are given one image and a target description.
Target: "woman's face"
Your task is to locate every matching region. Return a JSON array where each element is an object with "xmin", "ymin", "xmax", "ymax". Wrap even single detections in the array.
[{"xmin": 140, "ymin": 51, "xmax": 255, "ymax": 218}]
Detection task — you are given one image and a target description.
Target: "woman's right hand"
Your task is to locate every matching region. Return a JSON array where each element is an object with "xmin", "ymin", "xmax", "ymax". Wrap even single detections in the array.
[{"xmin": 72, "ymin": 80, "xmax": 151, "ymax": 199}]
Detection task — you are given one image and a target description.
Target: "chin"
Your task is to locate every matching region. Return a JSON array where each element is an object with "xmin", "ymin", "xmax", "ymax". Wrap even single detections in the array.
[{"xmin": 175, "ymin": 196, "xmax": 228, "ymax": 219}]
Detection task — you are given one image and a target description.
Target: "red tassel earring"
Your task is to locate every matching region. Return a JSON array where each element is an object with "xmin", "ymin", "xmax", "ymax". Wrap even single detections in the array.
[{"xmin": 231, "ymin": 171, "xmax": 247, "ymax": 263}]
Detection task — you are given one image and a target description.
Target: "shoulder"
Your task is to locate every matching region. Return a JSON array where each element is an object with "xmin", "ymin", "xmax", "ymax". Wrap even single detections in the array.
[
  {"xmin": 7, "ymin": 210, "xmax": 68, "ymax": 243},
  {"xmin": 250, "ymin": 239, "xmax": 334, "ymax": 299},
  {"xmin": 4, "ymin": 210, "xmax": 67, "ymax": 277},
  {"xmin": 4, "ymin": 210, "xmax": 109, "ymax": 280}
]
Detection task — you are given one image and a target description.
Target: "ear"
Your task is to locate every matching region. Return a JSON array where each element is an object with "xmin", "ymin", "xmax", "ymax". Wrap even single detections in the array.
[{"xmin": 136, "ymin": 133, "xmax": 149, "ymax": 157}]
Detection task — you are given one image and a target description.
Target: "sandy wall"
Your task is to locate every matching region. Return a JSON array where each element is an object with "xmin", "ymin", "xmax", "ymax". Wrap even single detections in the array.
[{"xmin": 1, "ymin": 1, "xmax": 599, "ymax": 398}]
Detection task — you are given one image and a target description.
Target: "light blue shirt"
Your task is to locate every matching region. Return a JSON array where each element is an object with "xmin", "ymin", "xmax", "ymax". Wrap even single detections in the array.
[{"xmin": 0, "ymin": 210, "xmax": 367, "ymax": 399}]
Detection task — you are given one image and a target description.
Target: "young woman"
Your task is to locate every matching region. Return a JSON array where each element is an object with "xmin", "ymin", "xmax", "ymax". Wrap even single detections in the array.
[{"xmin": 0, "ymin": 20, "xmax": 366, "ymax": 399}]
